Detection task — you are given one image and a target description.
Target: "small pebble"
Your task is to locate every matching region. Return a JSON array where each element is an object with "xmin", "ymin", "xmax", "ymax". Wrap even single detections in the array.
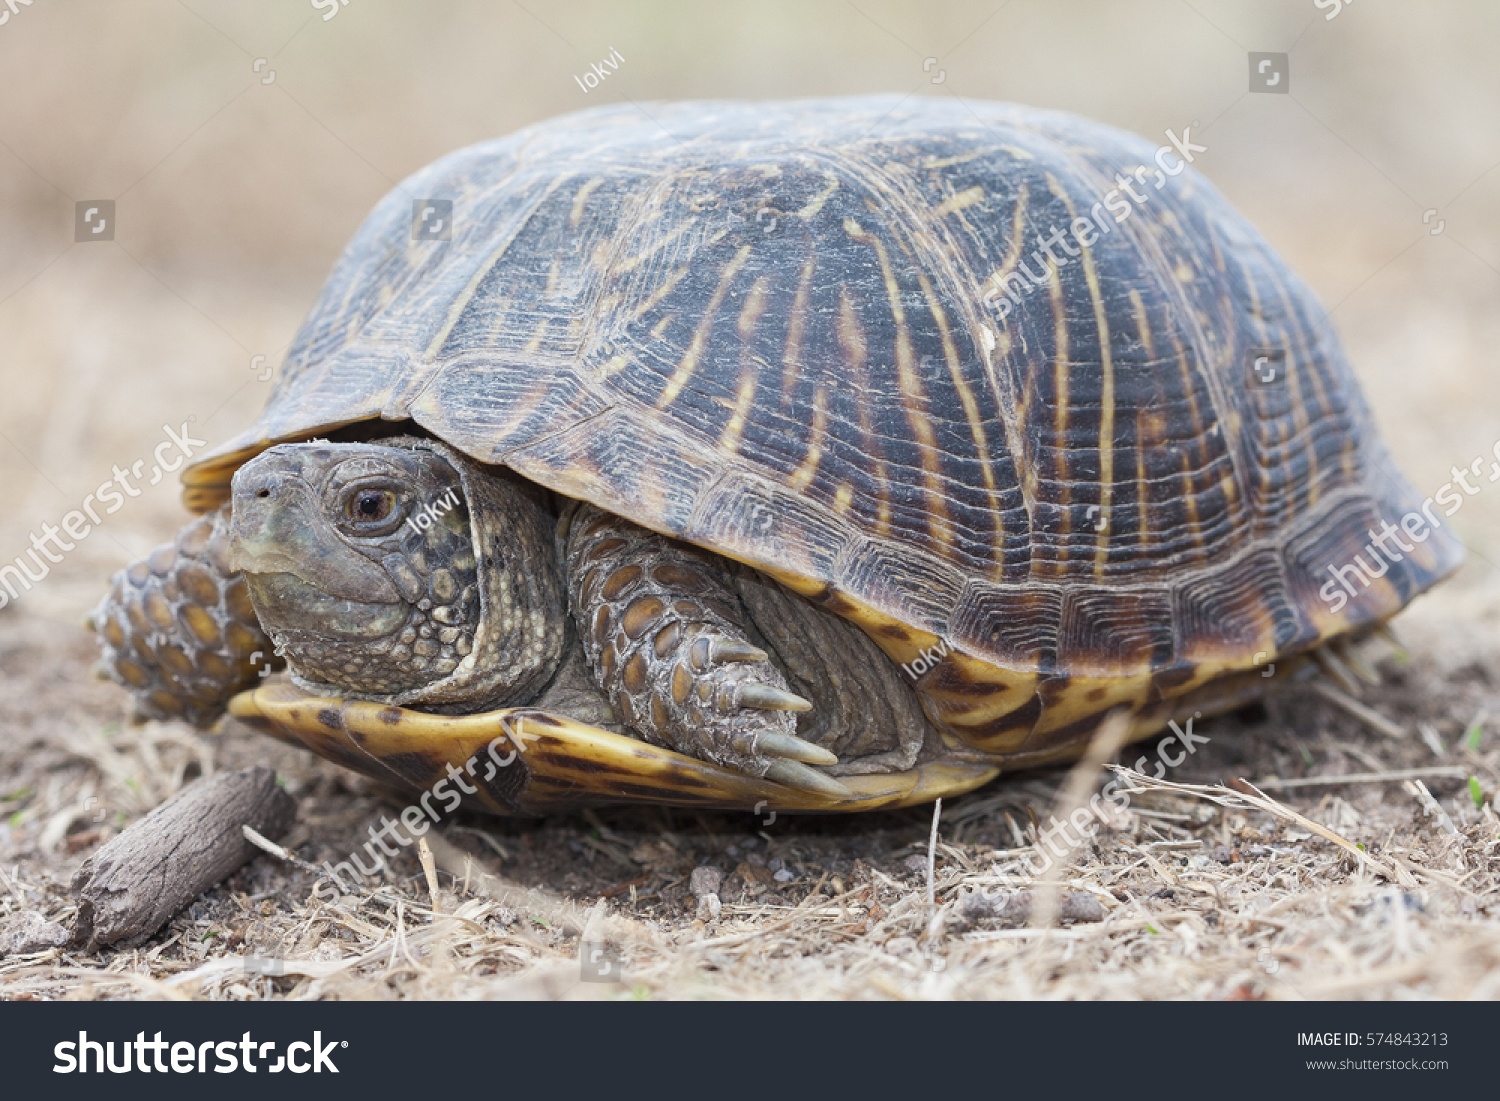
[
  {"xmin": 903, "ymin": 854, "xmax": 929, "ymax": 875},
  {"xmin": 725, "ymin": 845, "xmax": 740, "ymax": 859},
  {"xmin": 0, "ymin": 911, "xmax": 70, "ymax": 957},
  {"xmin": 696, "ymin": 893, "xmax": 722, "ymax": 923},
  {"xmin": 953, "ymin": 888, "xmax": 1105, "ymax": 929},
  {"xmin": 689, "ymin": 865, "xmax": 723, "ymax": 900},
  {"xmin": 768, "ymin": 857, "xmax": 785, "ymax": 873},
  {"xmin": 737, "ymin": 861, "xmax": 776, "ymax": 893},
  {"xmin": 773, "ymin": 868, "xmax": 794, "ymax": 883}
]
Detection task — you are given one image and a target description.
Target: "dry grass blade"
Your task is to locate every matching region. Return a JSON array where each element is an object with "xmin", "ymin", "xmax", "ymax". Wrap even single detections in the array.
[
  {"xmin": 1404, "ymin": 779, "xmax": 1459, "ymax": 837},
  {"xmin": 418, "ymin": 836, "xmax": 441, "ymax": 914},
  {"xmin": 925, "ymin": 798, "xmax": 942, "ymax": 911}
]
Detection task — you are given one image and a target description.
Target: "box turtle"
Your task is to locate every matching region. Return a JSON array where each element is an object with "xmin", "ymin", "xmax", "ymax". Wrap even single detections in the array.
[{"xmin": 90, "ymin": 96, "xmax": 1463, "ymax": 815}]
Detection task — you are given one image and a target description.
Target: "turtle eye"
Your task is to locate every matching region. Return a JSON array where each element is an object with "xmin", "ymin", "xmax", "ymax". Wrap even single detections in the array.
[
  {"xmin": 354, "ymin": 491, "xmax": 392, "ymax": 520},
  {"xmin": 341, "ymin": 488, "xmax": 401, "ymax": 530}
]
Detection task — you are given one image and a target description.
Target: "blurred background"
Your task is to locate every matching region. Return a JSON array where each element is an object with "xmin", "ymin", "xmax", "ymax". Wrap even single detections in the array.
[{"xmin": 1, "ymin": 0, "xmax": 1497, "ymax": 629}]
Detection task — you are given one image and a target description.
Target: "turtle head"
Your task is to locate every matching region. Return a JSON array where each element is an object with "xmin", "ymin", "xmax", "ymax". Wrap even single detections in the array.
[{"xmin": 228, "ymin": 439, "xmax": 481, "ymax": 699}]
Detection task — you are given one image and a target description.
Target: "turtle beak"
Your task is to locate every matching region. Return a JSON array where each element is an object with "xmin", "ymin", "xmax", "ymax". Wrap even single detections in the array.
[{"xmin": 229, "ymin": 451, "xmax": 402, "ymax": 604}]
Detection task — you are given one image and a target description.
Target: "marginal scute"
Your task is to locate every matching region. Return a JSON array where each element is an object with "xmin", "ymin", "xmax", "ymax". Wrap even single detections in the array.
[
  {"xmin": 1057, "ymin": 588, "xmax": 1175, "ymax": 673},
  {"xmin": 949, "ymin": 583, "xmax": 1064, "ymax": 669},
  {"xmin": 1173, "ymin": 547, "xmax": 1289, "ymax": 660}
]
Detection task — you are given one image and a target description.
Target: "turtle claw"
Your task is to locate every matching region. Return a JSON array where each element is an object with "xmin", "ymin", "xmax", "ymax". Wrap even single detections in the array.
[
  {"xmin": 739, "ymin": 684, "xmax": 813, "ymax": 712},
  {"xmin": 687, "ymin": 635, "xmax": 768, "ymax": 670},
  {"xmin": 764, "ymin": 758, "xmax": 852, "ymax": 797},
  {"xmin": 708, "ymin": 637, "xmax": 768, "ymax": 664},
  {"xmin": 757, "ymin": 731, "xmax": 838, "ymax": 765}
]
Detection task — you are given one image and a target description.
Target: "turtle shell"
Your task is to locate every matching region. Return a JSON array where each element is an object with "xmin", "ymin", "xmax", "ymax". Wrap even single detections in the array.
[{"xmin": 185, "ymin": 96, "xmax": 1463, "ymax": 767}]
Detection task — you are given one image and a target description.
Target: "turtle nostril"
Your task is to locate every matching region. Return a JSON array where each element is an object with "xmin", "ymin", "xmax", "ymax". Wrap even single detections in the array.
[{"xmin": 255, "ymin": 488, "xmax": 270, "ymax": 499}]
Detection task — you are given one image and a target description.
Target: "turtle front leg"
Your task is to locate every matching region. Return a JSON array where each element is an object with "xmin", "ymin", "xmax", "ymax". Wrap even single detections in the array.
[
  {"xmin": 561, "ymin": 503, "xmax": 850, "ymax": 797},
  {"xmin": 90, "ymin": 505, "xmax": 278, "ymax": 726}
]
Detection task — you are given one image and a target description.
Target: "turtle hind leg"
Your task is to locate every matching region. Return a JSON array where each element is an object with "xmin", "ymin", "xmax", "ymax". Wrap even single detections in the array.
[
  {"xmin": 560, "ymin": 503, "xmax": 850, "ymax": 796},
  {"xmin": 90, "ymin": 505, "xmax": 279, "ymax": 727}
]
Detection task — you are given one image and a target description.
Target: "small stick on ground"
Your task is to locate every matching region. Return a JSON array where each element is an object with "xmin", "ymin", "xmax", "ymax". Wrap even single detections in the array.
[
  {"xmin": 71, "ymin": 767, "xmax": 295, "ymax": 951},
  {"xmin": 242, "ymin": 825, "xmax": 322, "ymax": 876}
]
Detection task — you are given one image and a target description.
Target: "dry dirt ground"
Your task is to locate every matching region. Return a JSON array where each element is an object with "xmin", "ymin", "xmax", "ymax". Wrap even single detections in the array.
[{"xmin": 0, "ymin": 565, "xmax": 1496, "ymax": 1001}]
